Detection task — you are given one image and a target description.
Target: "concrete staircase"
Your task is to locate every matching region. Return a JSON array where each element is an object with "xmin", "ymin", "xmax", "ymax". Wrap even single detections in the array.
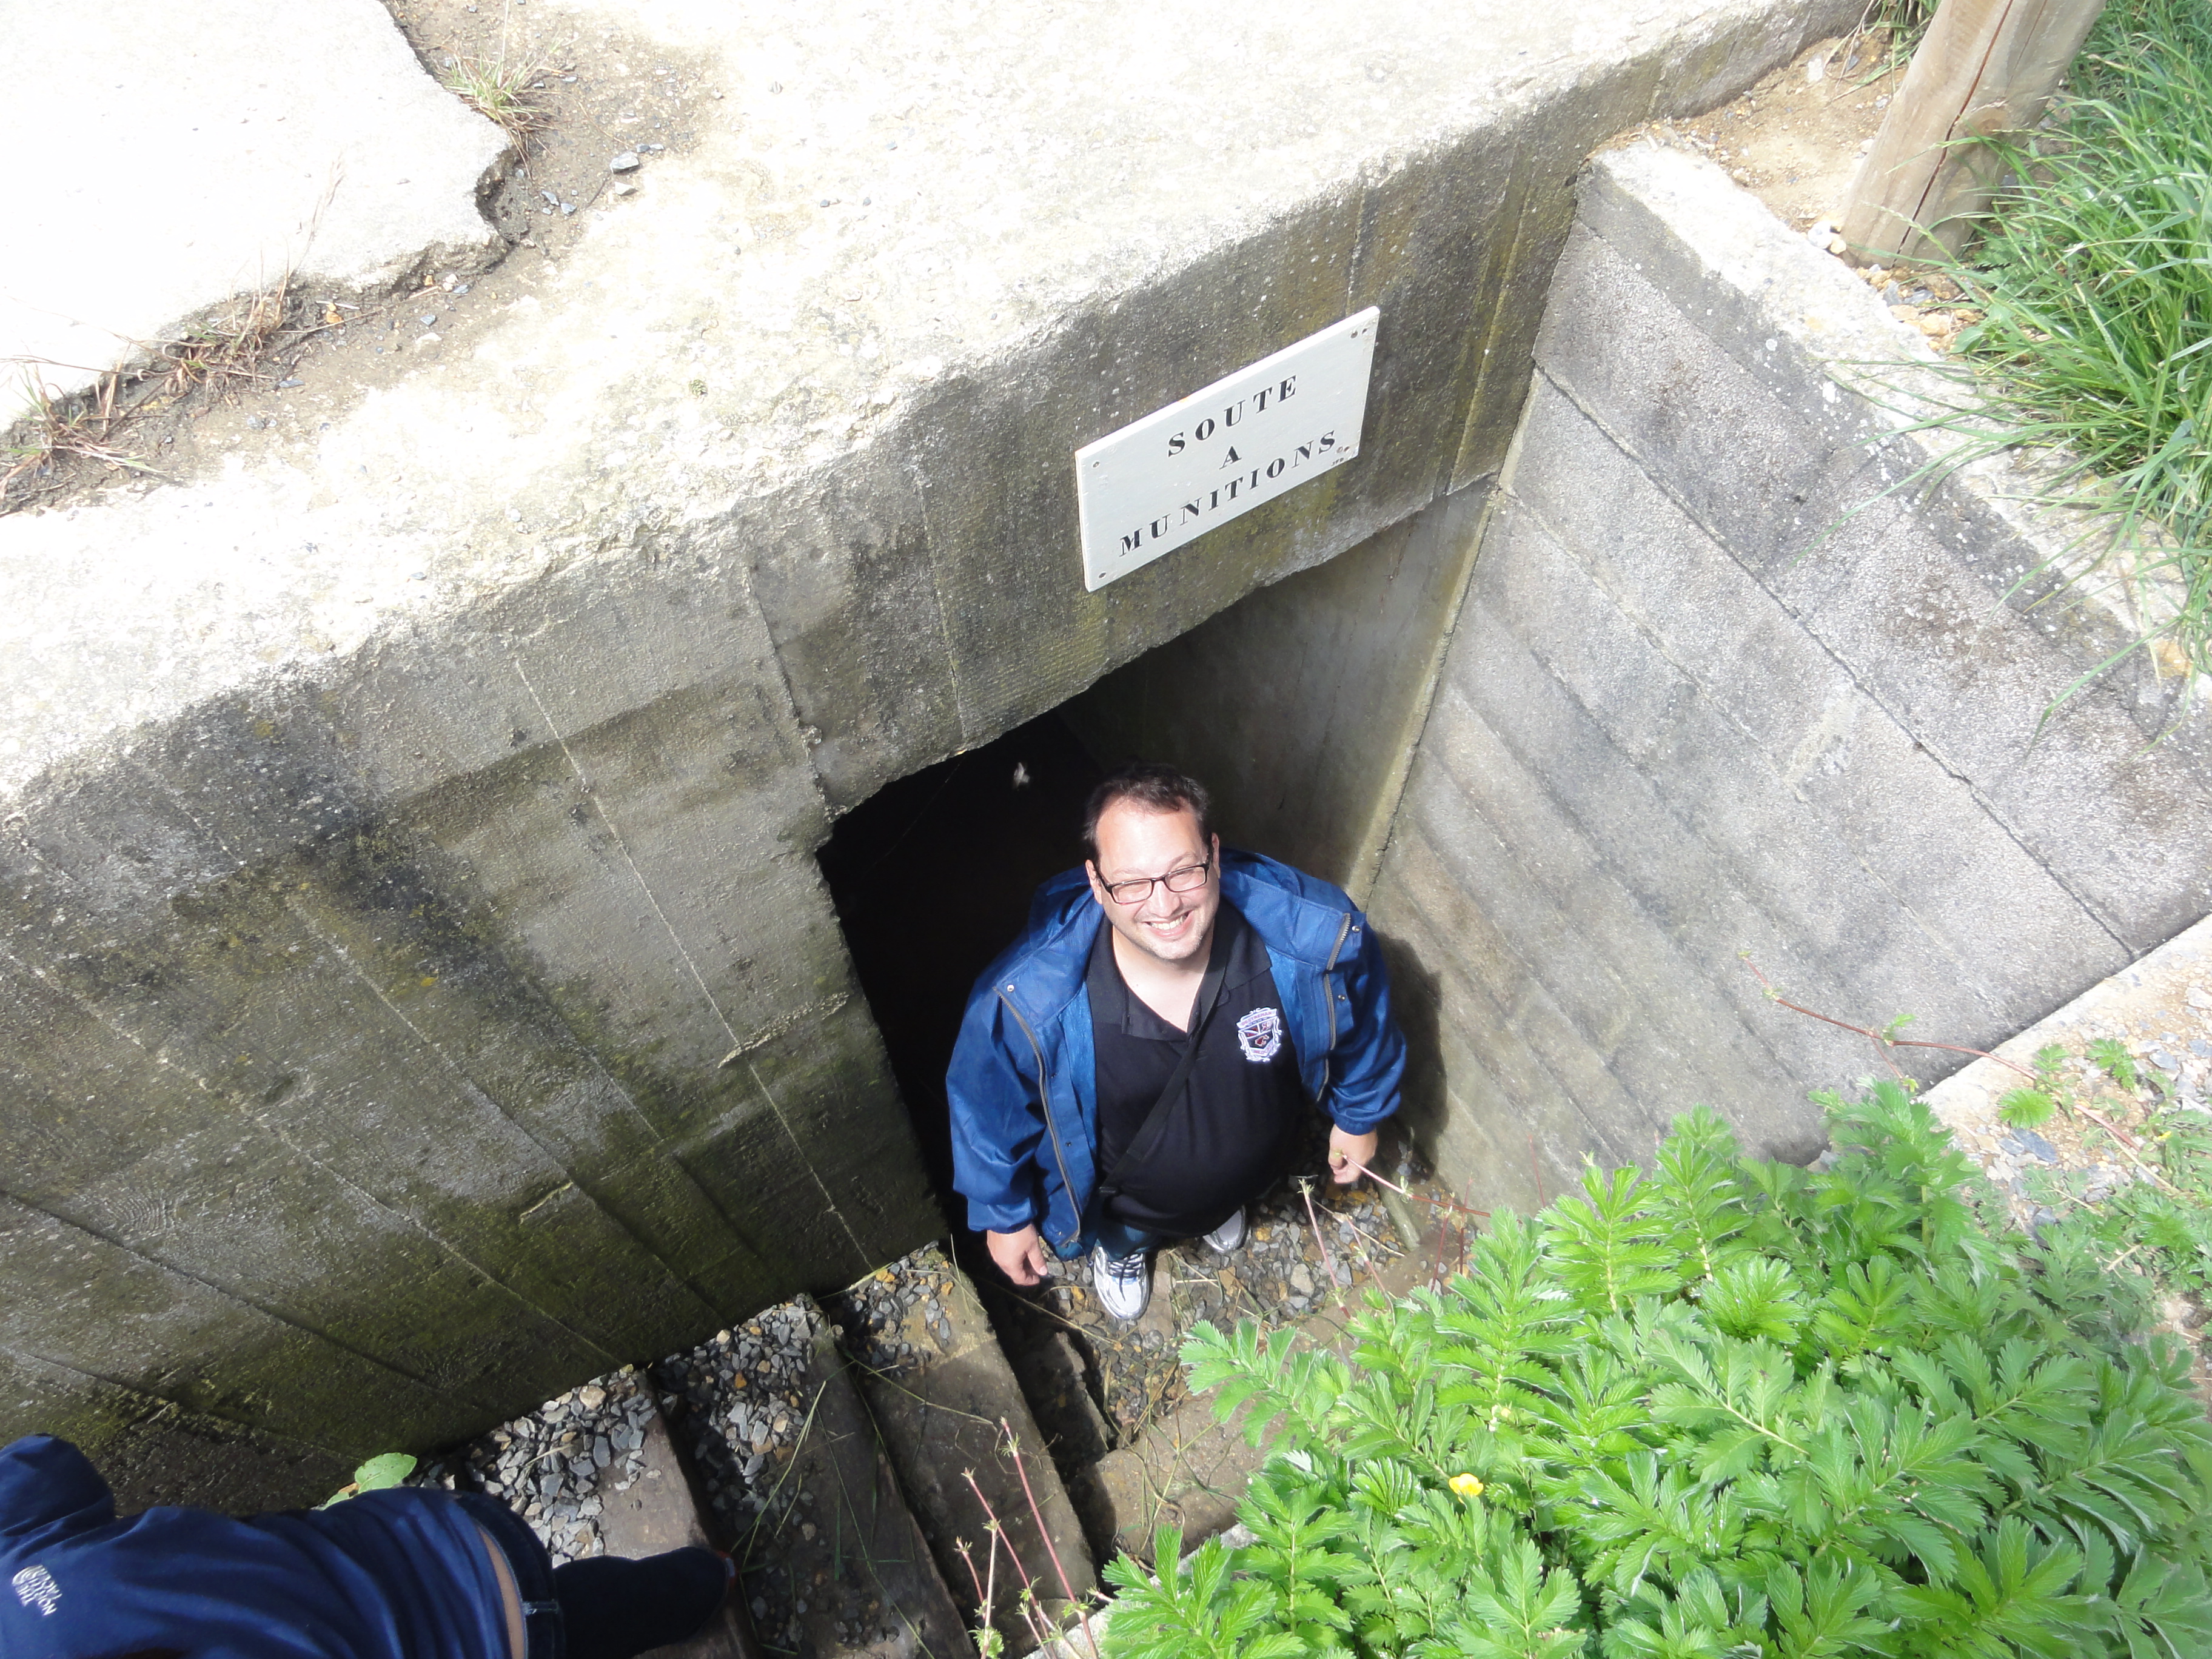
[
  {"xmin": 643, "ymin": 1252, "xmax": 1101, "ymax": 1659},
  {"xmin": 623, "ymin": 1207, "xmax": 1466, "ymax": 1659}
]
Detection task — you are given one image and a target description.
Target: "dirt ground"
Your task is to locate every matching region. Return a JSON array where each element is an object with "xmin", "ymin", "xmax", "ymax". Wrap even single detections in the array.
[
  {"xmin": 4, "ymin": 0, "xmax": 714, "ymax": 514},
  {"xmin": 974, "ymin": 1116, "xmax": 1475, "ymax": 1452},
  {"xmin": 1653, "ymin": 28, "xmax": 1911, "ymax": 230},
  {"xmin": 1627, "ymin": 28, "xmax": 1997, "ymax": 348}
]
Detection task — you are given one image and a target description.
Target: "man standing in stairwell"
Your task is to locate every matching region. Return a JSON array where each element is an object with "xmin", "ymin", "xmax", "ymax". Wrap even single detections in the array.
[{"xmin": 947, "ymin": 762, "xmax": 1406, "ymax": 1321}]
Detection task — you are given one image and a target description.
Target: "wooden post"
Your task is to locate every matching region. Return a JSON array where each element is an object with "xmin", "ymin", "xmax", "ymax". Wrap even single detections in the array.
[{"xmin": 1840, "ymin": 0, "xmax": 2106, "ymax": 264}]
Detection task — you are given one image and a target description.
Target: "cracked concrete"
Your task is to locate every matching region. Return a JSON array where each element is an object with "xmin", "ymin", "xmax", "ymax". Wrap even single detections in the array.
[{"xmin": 0, "ymin": 0, "xmax": 506, "ymax": 422}]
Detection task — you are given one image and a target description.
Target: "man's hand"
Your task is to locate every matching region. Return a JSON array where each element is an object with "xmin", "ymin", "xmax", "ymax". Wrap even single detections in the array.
[
  {"xmin": 986, "ymin": 1224, "xmax": 1052, "ymax": 1287},
  {"xmin": 1327, "ymin": 1125, "xmax": 1379, "ymax": 1185}
]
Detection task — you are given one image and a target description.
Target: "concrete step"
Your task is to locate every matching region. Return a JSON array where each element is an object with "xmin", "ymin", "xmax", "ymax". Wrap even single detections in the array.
[
  {"xmin": 762, "ymin": 1309, "xmax": 971, "ymax": 1659},
  {"xmin": 592, "ymin": 1401, "xmax": 763, "ymax": 1659},
  {"xmin": 833, "ymin": 1246, "xmax": 1097, "ymax": 1651}
]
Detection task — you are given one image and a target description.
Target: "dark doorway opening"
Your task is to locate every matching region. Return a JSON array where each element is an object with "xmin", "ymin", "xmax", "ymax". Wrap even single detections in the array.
[{"xmin": 817, "ymin": 712, "xmax": 1107, "ymax": 1230}]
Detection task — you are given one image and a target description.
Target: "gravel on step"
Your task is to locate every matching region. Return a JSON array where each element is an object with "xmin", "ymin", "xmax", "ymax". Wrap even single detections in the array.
[
  {"xmin": 652, "ymin": 1296, "xmax": 868, "ymax": 1658},
  {"xmin": 821, "ymin": 1243, "xmax": 959, "ymax": 1377},
  {"xmin": 413, "ymin": 1369, "xmax": 655, "ymax": 1566},
  {"xmin": 407, "ymin": 1127, "xmax": 1463, "ymax": 1635},
  {"xmin": 653, "ymin": 1299, "xmax": 820, "ymax": 1541},
  {"xmin": 416, "ymin": 1269, "xmax": 956, "ymax": 1655}
]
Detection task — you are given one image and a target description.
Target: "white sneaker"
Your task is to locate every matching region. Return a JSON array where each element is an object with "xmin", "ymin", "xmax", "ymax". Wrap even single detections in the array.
[
  {"xmin": 1090, "ymin": 1243, "xmax": 1151, "ymax": 1321},
  {"xmin": 1202, "ymin": 1207, "xmax": 1248, "ymax": 1255}
]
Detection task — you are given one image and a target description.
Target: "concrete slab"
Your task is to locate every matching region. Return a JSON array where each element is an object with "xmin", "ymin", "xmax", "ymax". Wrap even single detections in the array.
[
  {"xmin": 594, "ymin": 1402, "xmax": 763, "ymax": 1659},
  {"xmin": 777, "ymin": 1318, "xmax": 968, "ymax": 1659},
  {"xmin": 843, "ymin": 1250, "xmax": 1094, "ymax": 1647},
  {"xmin": 0, "ymin": 0, "xmax": 505, "ymax": 421}
]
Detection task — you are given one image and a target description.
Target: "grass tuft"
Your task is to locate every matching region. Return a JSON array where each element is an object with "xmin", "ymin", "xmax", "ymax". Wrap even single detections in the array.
[
  {"xmin": 2, "ymin": 372, "xmax": 159, "ymax": 504},
  {"xmin": 442, "ymin": 53, "xmax": 551, "ymax": 143},
  {"xmin": 3, "ymin": 267, "xmax": 320, "ymax": 512},
  {"xmin": 1928, "ymin": 0, "xmax": 2212, "ymax": 677},
  {"xmin": 160, "ymin": 280, "xmax": 292, "ymax": 398}
]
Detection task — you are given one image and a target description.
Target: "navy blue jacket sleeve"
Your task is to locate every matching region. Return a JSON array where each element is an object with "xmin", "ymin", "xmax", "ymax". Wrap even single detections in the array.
[
  {"xmin": 946, "ymin": 979, "xmax": 1049, "ymax": 1235},
  {"xmin": 1322, "ymin": 913, "xmax": 1404, "ymax": 1134},
  {"xmin": 0, "ymin": 1435, "xmax": 113, "ymax": 1553}
]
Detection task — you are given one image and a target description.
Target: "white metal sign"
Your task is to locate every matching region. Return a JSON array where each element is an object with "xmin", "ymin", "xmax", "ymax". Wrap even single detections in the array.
[{"xmin": 1075, "ymin": 308, "xmax": 1378, "ymax": 591}]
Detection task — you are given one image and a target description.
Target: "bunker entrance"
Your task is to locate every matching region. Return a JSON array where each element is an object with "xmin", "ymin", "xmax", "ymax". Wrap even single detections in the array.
[{"xmin": 819, "ymin": 711, "xmax": 1108, "ymax": 1233}]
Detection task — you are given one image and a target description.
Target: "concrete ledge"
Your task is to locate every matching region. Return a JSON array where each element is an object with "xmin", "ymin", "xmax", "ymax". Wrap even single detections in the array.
[{"xmin": 1925, "ymin": 910, "xmax": 2212, "ymax": 1136}]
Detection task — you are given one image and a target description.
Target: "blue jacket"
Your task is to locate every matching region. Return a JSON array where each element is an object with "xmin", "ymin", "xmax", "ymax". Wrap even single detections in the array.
[
  {"xmin": 0, "ymin": 1435, "xmax": 509, "ymax": 1659},
  {"xmin": 948, "ymin": 848, "xmax": 1404, "ymax": 1255}
]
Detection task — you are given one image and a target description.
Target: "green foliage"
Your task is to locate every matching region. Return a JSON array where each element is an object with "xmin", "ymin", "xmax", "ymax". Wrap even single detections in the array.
[
  {"xmin": 1099, "ymin": 1096, "xmax": 2212, "ymax": 1659},
  {"xmin": 321, "ymin": 1452, "xmax": 417, "ymax": 1507},
  {"xmin": 2086, "ymin": 1039, "xmax": 2140, "ymax": 1094},
  {"xmin": 2029, "ymin": 1099, "xmax": 2212, "ymax": 1304},
  {"xmin": 1925, "ymin": 0, "xmax": 2212, "ymax": 680},
  {"xmin": 2000, "ymin": 1088, "xmax": 2060, "ymax": 1130}
]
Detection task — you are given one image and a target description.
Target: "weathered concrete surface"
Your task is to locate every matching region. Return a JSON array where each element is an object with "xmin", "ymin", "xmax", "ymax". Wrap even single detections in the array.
[
  {"xmin": 1067, "ymin": 483, "xmax": 1491, "ymax": 893},
  {"xmin": 846, "ymin": 1255, "xmax": 1093, "ymax": 1646},
  {"xmin": 0, "ymin": 2, "xmax": 1854, "ymax": 1504},
  {"xmin": 594, "ymin": 1403, "xmax": 763, "ymax": 1659},
  {"xmin": 0, "ymin": 0, "xmax": 505, "ymax": 422},
  {"xmin": 780, "ymin": 1314, "xmax": 967, "ymax": 1659},
  {"xmin": 1367, "ymin": 142, "xmax": 2212, "ymax": 1215}
]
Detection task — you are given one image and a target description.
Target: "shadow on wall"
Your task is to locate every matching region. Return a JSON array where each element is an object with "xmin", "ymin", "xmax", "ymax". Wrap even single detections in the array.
[{"xmin": 1376, "ymin": 933, "xmax": 1445, "ymax": 1158}]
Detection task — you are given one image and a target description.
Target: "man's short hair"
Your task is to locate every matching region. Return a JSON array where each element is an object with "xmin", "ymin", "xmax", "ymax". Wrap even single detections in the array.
[{"xmin": 1082, "ymin": 762, "xmax": 1213, "ymax": 864}]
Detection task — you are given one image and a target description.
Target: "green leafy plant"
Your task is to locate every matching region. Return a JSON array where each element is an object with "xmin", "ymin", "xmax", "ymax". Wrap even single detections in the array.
[
  {"xmin": 1101, "ymin": 1093, "xmax": 2212, "ymax": 1659},
  {"xmin": 321, "ymin": 1452, "xmax": 418, "ymax": 1507},
  {"xmin": 2031, "ymin": 1097, "xmax": 2212, "ymax": 1305},
  {"xmin": 2086, "ymin": 1039, "xmax": 2141, "ymax": 1094},
  {"xmin": 2000, "ymin": 1087, "xmax": 2060, "ymax": 1130}
]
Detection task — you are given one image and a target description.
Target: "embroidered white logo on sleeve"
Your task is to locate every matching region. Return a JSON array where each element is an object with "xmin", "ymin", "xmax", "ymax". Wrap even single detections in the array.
[
  {"xmin": 1235, "ymin": 1007, "xmax": 1283, "ymax": 1062},
  {"xmin": 12, "ymin": 1564, "xmax": 60, "ymax": 1616}
]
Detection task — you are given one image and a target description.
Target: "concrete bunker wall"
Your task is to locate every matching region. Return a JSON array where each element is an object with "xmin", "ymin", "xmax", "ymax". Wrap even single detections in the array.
[
  {"xmin": 1361, "ymin": 145, "xmax": 2212, "ymax": 1213},
  {"xmin": 0, "ymin": 7, "xmax": 1858, "ymax": 1508}
]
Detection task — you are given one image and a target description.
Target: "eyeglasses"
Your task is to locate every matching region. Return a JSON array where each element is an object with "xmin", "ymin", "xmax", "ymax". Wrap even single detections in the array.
[{"xmin": 1099, "ymin": 856, "xmax": 1213, "ymax": 907}]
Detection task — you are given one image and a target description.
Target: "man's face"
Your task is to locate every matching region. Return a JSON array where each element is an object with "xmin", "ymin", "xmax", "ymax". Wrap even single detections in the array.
[{"xmin": 1086, "ymin": 801, "xmax": 1221, "ymax": 967}]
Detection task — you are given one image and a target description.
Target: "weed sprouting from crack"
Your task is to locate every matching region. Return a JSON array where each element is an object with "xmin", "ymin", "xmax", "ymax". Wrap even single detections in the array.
[
  {"xmin": 2, "ymin": 370, "xmax": 163, "ymax": 504},
  {"xmin": 441, "ymin": 53, "xmax": 552, "ymax": 144},
  {"xmin": 1, "ymin": 268, "xmax": 338, "ymax": 514},
  {"xmin": 159, "ymin": 276, "xmax": 295, "ymax": 399}
]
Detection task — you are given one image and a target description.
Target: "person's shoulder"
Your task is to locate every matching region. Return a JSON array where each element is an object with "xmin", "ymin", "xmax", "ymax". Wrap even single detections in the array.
[
  {"xmin": 1219, "ymin": 849, "xmax": 1358, "ymax": 964},
  {"xmin": 0, "ymin": 1435, "xmax": 115, "ymax": 1554},
  {"xmin": 1220, "ymin": 846, "xmax": 1355, "ymax": 911},
  {"xmin": 965, "ymin": 868, "xmax": 1098, "ymax": 1018}
]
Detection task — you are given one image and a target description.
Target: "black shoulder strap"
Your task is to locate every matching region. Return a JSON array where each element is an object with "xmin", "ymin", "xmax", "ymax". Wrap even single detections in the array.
[{"xmin": 1095, "ymin": 945, "xmax": 1231, "ymax": 1202}]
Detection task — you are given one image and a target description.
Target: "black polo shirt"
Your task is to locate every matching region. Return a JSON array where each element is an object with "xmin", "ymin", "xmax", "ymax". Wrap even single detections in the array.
[{"xmin": 1087, "ymin": 901, "xmax": 1305, "ymax": 1239}]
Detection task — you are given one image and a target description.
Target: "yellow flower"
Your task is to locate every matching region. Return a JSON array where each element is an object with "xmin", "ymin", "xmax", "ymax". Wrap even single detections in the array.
[{"xmin": 1449, "ymin": 1473, "xmax": 1484, "ymax": 1499}]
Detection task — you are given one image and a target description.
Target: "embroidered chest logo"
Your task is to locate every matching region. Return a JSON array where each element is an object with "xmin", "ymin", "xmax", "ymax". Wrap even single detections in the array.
[
  {"xmin": 1235, "ymin": 1007, "xmax": 1283, "ymax": 1062},
  {"xmin": 12, "ymin": 1564, "xmax": 60, "ymax": 1617}
]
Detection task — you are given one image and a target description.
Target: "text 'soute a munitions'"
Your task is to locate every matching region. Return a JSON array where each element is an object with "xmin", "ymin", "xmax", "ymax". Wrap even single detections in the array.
[{"xmin": 1075, "ymin": 308, "xmax": 1378, "ymax": 591}]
